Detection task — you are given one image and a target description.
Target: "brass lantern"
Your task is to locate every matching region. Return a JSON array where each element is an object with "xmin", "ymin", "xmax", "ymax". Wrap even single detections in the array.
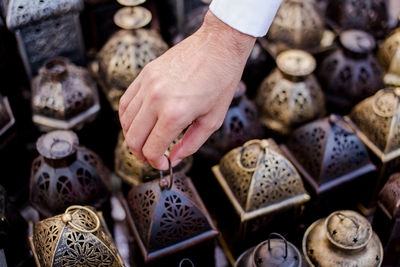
[
  {"xmin": 114, "ymin": 131, "xmax": 193, "ymax": 186},
  {"xmin": 0, "ymin": 94, "xmax": 15, "ymax": 138},
  {"xmin": 378, "ymin": 28, "xmax": 400, "ymax": 86},
  {"xmin": 212, "ymin": 139, "xmax": 310, "ymax": 231},
  {"xmin": 2, "ymin": 0, "xmax": 85, "ymax": 79},
  {"xmin": 121, "ymin": 169, "xmax": 218, "ymax": 262},
  {"xmin": 29, "ymin": 205, "xmax": 124, "ymax": 266},
  {"xmin": 281, "ymin": 115, "xmax": 376, "ymax": 194},
  {"xmin": 256, "ymin": 50, "xmax": 325, "ymax": 135},
  {"xmin": 303, "ymin": 210, "xmax": 383, "ymax": 267},
  {"xmin": 91, "ymin": 1, "xmax": 168, "ymax": 111},
  {"xmin": 30, "ymin": 130, "xmax": 110, "ymax": 217},
  {"xmin": 318, "ymin": 30, "xmax": 383, "ymax": 112},
  {"xmin": 31, "ymin": 57, "xmax": 100, "ymax": 131},
  {"xmin": 199, "ymin": 82, "xmax": 263, "ymax": 160}
]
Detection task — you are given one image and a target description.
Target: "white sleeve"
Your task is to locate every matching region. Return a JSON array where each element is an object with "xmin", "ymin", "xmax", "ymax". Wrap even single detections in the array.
[{"xmin": 209, "ymin": 0, "xmax": 282, "ymax": 37}]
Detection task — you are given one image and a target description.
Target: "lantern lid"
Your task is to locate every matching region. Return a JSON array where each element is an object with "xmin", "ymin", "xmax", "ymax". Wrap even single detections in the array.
[
  {"xmin": 276, "ymin": 50, "xmax": 316, "ymax": 77},
  {"xmin": 36, "ymin": 130, "xmax": 79, "ymax": 160},
  {"xmin": 5, "ymin": 0, "xmax": 84, "ymax": 31},
  {"xmin": 117, "ymin": 0, "xmax": 146, "ymax": 6},
  {"xmin": 113, "ymin": 6, "xmax": 151, "ymax": 30},
  {"xmin": 0, "ymin": 95, "xmax": 15, "ymax": 137},
  {"xmin": 212, "ymin": 139, "xmax": 310, "ymax": 222},
  {"xmin": 378, "ymin": 28, "xmax": 400, "ymax": 74},
  {"xmin": 339, "ymin": 30, "xmax": 375, "ymax": 55},
  {"xmin": 378, "ymin": 172, "xmax": 400, "ymax": 219},
  {"xmin": 283, "ymin": 115, "xmax": 375, "ymax": 194}
]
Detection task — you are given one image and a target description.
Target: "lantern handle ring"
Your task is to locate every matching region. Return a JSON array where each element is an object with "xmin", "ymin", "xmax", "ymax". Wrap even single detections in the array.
[
  {"xmin": 267, "ymin": 232, "xmax": 288, "ymax": 259},
  {"xmin": 335, "ymin": 212, "xmax": 360, "ymax": 230},
  {"xmin": 63, "ymin": 205, "xmax": 101, "ymax": 233},
  {"xmin": 237, "ymin": 140, "xmax": 270, "ymax": 171},
  {"xmin": 179, "ymin": 258, "xmax": 195, "ymax": 267},
  {"xmin": 159, "ymin": 155, "xmax": 173, "ymax": 190},
  {"xmin": 50, "ymin": 138, "xmax": 73, "ymax": 157}
]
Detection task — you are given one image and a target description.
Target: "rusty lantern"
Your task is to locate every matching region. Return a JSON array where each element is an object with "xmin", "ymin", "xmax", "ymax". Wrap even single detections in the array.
[
  {"xmin": 212, "ymin": 139, "xmax": 310, "ymax": 230},
  {"xmin": 0, "ymin": 94, "xmax": 15, "ymax": 138},
  {"xmin": 326, "ymin": 0, "xmax": 390, "ymax": 39},
  {"xmin": 303, "ymin": 210, "xmax": 383, "ymax": 267},
  {"xmin": 266, "ymin": 0, "xmax": 326, "ymax": 53},
  {"xmin": 318, "ymin": 30, "xmax": 383, "ymax": 111},
  {"xmin": 91, "ymin": 1, "xmax": 168, "ymax": 111},
  {"xmin": 29, "ymin": 205, "xmax": 124, "ymax": 266},
  {"xmin": 30, "ymin": 130, "xmax": 110, "ymax": 217},
  {"xmin": 282, "ymin": 115, "xmax": 376, "ymax": 194},
  {"xmin": 122, "ymin": 166, "xmax": 218, "ymax": 262},
  {"xmin": 2, "ymin": 0, "xmax": 85, "ymax": 79},
  {"xmin": 31, "ymin": 57, "xmax": 100, "ymax": 131},
  {"xmin": 256, "ymin": 50, "xmax": 325, "ymax": 135},
  {"xmin": 378, "ymin": 28, "xmax": 400, "ymax": 86},
  {"xmin": 114, "ymin": 131, "xmax": 193, "ymax": 186},
  {"xmin": 199, "ymin": 82, "xmax": 263, "ymax": 160},
  {"xmin": 235, "ymin": 233, "xmax": 303, "ymax": 267}
]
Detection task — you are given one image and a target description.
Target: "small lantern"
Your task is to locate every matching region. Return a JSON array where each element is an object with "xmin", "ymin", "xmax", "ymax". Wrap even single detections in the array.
[
  {"xmin": 256, "ymin": 50, "xmax": 325, "ymax": 135},
  {"xmin": 29, "ymin": 205, "xmax": 124, "ymax": 266},
  {"xmin": 3, "ymin": 0, "xmax": 85, "ymax": 79},
  {"xmin": 30, "ymin": 130, "xmax": 110, "ymax": 217},
  {"xmin": 318, "ymin": 30, "xmax": 383, "ymax": 112},
  {"xmin": 303, "ymin": 210, "xmax": 383, "ymax": 266},
  {"xmin": 373, "ymin": 173, "xmax": 400, "ymax": 266},
  {"xmin": 266, "ymin": 0, "xmax": 326, "ymax": 54},
  {"xmin": 281, "ymin": 115, "xmax": 376, "ymax": 194},
  {"xmin": 121, "ymin": 167, "xmax": 218, "ymax": 262},
  {"xmin": 91, "ymin": 1, "xmax": 168, "ymax": 111},
  {"xmin": 235, "ymin": 233, "xmax": 303, "ymax": 267},
  {"xmin": 114, "ymin": 131, "xmax": 193, "ymax": 186},
  {"xmin": 199, "ymin": 82, "xmax": 263, "ymax": 160},
  {"xmin": 212, "ymin": 139, "xmax": 310, "ymax": 232},
  {"xmin": 326, "ymin": 0, "xmax": 390, "ymax": 39},
  {"xmin": 0, "ymin": 94, "xmax": 15, "ymax": 138},
  {"xmin": 31, "ymin": 57, "xmax": 100, "ymax": 131},
  {"xmin": 378, "ymin": 28, "xmax": 400, "ymax": 86}
]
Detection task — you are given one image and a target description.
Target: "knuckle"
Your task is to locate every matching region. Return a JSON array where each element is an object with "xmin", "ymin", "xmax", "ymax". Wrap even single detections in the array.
[
  {"xmin": 125, "ymin": 139, "xmax": 140, "ymax": 156},
  {"xmin": 206, "ymin": 119, "xmax": 223, "ymax": 132},
  {"xmin": 142, "ymin": 146, "xmax": 157, "ymax": 162}
]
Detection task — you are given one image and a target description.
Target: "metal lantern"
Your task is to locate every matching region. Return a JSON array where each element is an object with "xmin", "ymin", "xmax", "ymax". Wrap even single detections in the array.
[
  {"xmin": 91, "ymin": 1, "xmax": 168, "ymax": 111},
  {"xmin": 266, "ymin": 0, "xmax": 326, "ymax": 54},
  {"xmin": 303, "ymin": 210, "xmax": 383, "ymax": 267},
  {"xmin": 212, "ymin": 139, "xmax": 310, "ymax": 230},
  {"xmin": 318, "ymin": 30, "xmax": 383, "ymax": 112},
  {"xmin": 256, "ymin": 50, "xmax": 325, "ymax": 135},
  {"xmin": 122, "ymin": 168, "xmax": 218, "ymax": 262},
  {"xmin": 378, "ymin": 28, "xmax": 400, "ymax": 86},
  {"xmin": 281, "ymin": 115, "xmax": 376, "ymax": 194},
  {"xmin": 114, "ymin": 131, "xmax": 193, "ymax": 186},
  {"xmin": 29, "ymin": 205, "xmax": 124, "ymax": 266},
  {"xmin": 3, "ymin": 0, "xmax": 85, "ymax": 79},
  {"xmin": 30, "ymin": 130, "xmax": 110, "ymax": 217},
  {"xmin": 0, "ymin": 94, "xmax": 15, "ymax": 138},
  {"xmin": 235, "ymin": 233, "xmax": 303, "ymax": 267},
  {"xmin": 326, "ymin": 0, "xmax": 390, "ymax": 39},
  {"xmin": 31, "ymin": 57, "xmax": 100, "ymax": 131},
  {"xmin": 199, "ymin": 82, "xmax": 263, "ymax": 160}
]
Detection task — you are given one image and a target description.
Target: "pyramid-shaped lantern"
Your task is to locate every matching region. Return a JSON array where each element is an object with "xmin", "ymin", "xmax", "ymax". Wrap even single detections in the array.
[
  {"xmin": 282, "ymin": 115, "xmax": 376, "ymax": 194},
  {"xmin": 123, "ymin": 170, "xmax": 218, "ymax": 262},
  {"xmin": 212, "ymin": 139, "xmax": 310, "ymax": 223}
]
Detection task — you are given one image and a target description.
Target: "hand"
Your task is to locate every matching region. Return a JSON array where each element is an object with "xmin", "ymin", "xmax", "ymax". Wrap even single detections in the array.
[{"xmin": 119, "ymin": 10, "xmax": 255, "ymax": 170}]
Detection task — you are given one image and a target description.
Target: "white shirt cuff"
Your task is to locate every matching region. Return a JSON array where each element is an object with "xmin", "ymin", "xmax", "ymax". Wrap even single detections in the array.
[{"xmin": 209, "ymin": 0, "xmax": 282, "ymax": 37}]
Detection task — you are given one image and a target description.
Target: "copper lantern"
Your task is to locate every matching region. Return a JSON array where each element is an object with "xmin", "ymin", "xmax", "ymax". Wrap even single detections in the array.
[
  {"xmin": 0, "ymin": 94, "xmax": 15, "ymax": 138},
  {"xmin": 256, "ymin": 50, "xmax": 325, "ymax": 135},
  {"xmin": 378, "ymin": 28, "xmax": 400, "ymax": 86},
  {"xmin": 318, "ymin": 30, "xmax": 383, "ymax": 112},
  {"xmin": 91, "ymin": 0, "xmax": 168, "ymax": 111},
  {"xmin": 199, "ymin": 82, "xmax": 263, "ymax": 160},
  {"xmin": 30, "ymin": 130, "xmax": 110, "ymax": 217},
  {"xmin": 121, "ymin": 169, "xmax": 218, "ymax": 262},
  {"xmin": 303, "ymin": 210, "xmax": 383, "ymax": 267},
  {"xmin": 29, "ymin": 205, "xmax": 124, "ymax": 266},
  {"xmin": 31, "ymin": 57, "xmax": 100, "ymax": 131},
  {"xmin": 281, "ymin": 115, "xmax": 376, "ymax": 194},
  {"xmin": 114, "ymin": 131, "xmax": 193, "ymax": 186},
  {"xmin": 2, "ymin": 0, "xmax": 85, "ymax": 79}
]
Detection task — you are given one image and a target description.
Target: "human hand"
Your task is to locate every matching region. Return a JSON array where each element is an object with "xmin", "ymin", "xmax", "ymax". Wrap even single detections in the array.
[{"xmin": 119, "ymin": 10, "xmax": 255, "ymax": 170}]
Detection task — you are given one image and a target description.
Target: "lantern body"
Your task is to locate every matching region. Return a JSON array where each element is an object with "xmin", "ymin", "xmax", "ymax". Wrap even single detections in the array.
[
  {"xmin": 378, "ymin": 28, "xmax": 400, "ymax": 86},
  {"xmin": 0, "ymin": 95, "xmax": 14, "ymax": 138}
]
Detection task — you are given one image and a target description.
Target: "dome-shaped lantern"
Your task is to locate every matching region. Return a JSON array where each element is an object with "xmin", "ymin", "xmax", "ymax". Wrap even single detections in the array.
[
  {"xmin": 303, "ymin": 210, "xmax": 383, "ymax": 266},
  {"xmin": 212, "ymin": 139, "xmax": 310, "ymax": 228},
  {"xmin": 378, "ymin": 28, "xmax": 400, "ymax": 86},
  {"xmin": 31, "ymin": 57, "xmax": 100, "ymax": 131},
  {"xmin": 114, "ymin": 131, "xmax": 192, "ymax": 185},
  {"xmin": 256, "ymin": 50, "xmax": 325, "ymax": 135},
  {"xmin": 318, "ymin": 30, "xmax": 383, "ymax": 112},
  {"xmin": 122, "ymin": 169, "xmax": 218, "ymax": 262},
  {"xmin": 29, "ymin": 205, "xmax": 124, "ymax": 266},
  {"xmin": 281, "ymin": 115, "xmax": 376, "ymax": 194},
  {"xmin": 30, "ymin": 130, "xmax": 110, "ymax": 217},
  {"xmin": 199, "ymin": 82, "xmax": 263, "ymax": 160},
  {"xmin": 91, "ymin": 0, "xmax": 168, "ymax": 111},
  {"xmin": 0, "ymin": 94, "xmax": 15, "ymax": 138}
]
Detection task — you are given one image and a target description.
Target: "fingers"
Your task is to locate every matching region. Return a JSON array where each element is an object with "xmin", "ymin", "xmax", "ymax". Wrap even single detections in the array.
[
  {"xmin": 120, "ymin": 93, "xmax": 143, "ymax": 135},
  {"xmin": 119, "ymin": 78, "xmax": 141, "ymax": 118}
]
